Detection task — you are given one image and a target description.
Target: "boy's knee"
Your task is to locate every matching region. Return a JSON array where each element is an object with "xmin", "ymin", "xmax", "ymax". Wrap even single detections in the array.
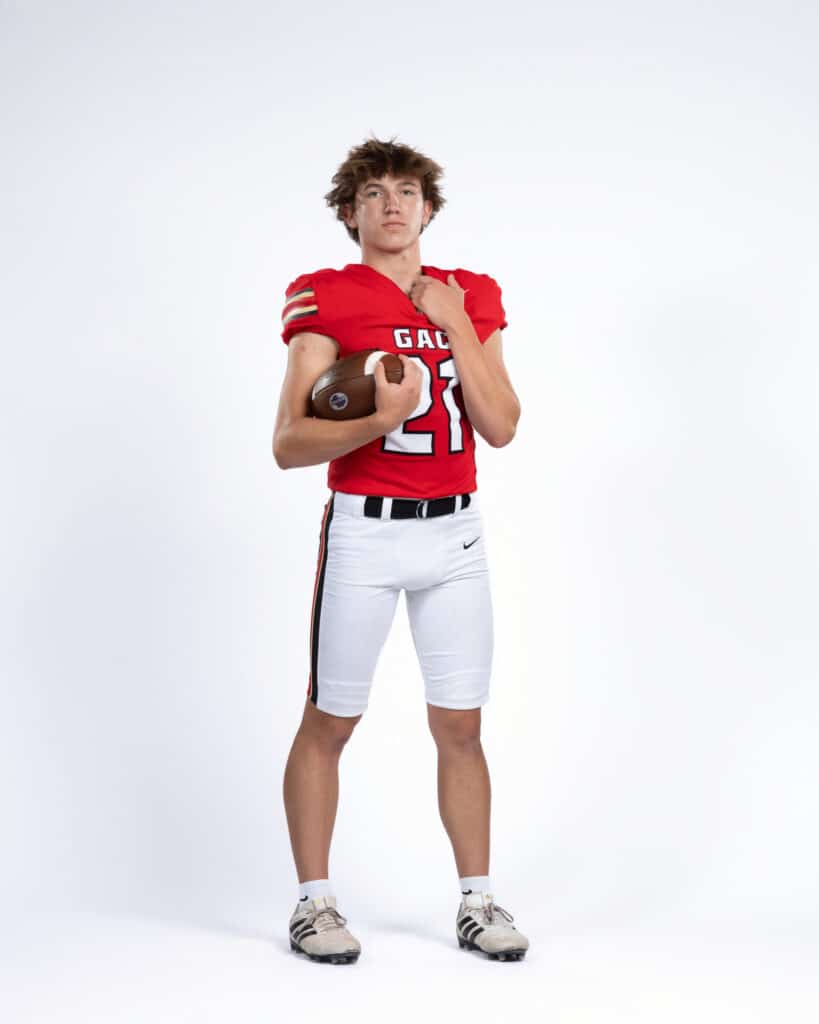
[
  {"xmin": 427, "ymin": 704, "xmax": 482, "ymax": 748},
  {"xmin": 301, "ymin": 699, "xmax": 363, "ymax": 748}
]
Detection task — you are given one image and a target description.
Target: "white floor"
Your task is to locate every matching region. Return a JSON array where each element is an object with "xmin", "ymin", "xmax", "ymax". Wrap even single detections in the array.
[{"xmin": 4, "ymin": 910, "xmax": 817, "ymax": 1023}]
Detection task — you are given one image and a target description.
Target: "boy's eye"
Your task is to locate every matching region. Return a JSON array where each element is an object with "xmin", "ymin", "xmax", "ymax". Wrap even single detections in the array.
[{"xmin": 364, "ymin": 188, "xmax": 417, "ymax": 197}]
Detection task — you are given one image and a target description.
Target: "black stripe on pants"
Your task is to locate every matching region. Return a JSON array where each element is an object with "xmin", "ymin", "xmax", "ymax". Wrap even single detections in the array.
[{"xmin": 309, "ymin": 495, "xmax": 335, "ymax": 706}]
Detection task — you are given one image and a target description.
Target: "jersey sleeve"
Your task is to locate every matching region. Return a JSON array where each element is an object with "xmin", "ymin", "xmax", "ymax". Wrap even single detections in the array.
[
  {"xmin": 484, "ymin": 273, "xmax": 507, "ymax": 337},
  {"xmin": 463, "ymin": 272, "xmax": 508, "ymax": 343},
  {"xmin": 280, "ymin": 272, "xmax": 332, "ymax": 345}
]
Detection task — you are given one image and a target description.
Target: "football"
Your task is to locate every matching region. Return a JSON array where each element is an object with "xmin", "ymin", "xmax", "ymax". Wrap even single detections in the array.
[{"xmin": 311, "ymin": 349, "xmax": 404, "ymax": 420}]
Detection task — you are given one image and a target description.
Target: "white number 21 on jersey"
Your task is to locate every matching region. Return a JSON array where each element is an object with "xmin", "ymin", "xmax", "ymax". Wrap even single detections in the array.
[{"xmin": 382, "ymin": 356, "xmax": 464, "ymax": 456}]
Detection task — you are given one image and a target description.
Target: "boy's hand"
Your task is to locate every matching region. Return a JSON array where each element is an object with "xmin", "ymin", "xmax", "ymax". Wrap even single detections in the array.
[
  {"xmin": 374, "ymin": 355, "xmax": 423, "ymax": 433},
  {"xmin": 409, "ymin": 273, "xmax": 468, "ymax": 331}
]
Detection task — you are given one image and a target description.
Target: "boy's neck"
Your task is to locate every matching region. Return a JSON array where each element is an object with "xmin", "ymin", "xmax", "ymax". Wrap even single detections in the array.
[{"xmin": 359, "ymin": 244, "xmax": 422, "ymax": 295}]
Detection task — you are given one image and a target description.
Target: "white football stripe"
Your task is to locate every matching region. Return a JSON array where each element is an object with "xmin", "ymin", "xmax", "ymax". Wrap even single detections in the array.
[{"xmin": 364, "ymin": 350, "xmax": 388, "ymax": 375}]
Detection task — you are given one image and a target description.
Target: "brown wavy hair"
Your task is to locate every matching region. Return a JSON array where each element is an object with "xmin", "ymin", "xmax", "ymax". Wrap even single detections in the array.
[{"xmin": 324, "ymin": 135, "xmax": 446, "ymax": 245}]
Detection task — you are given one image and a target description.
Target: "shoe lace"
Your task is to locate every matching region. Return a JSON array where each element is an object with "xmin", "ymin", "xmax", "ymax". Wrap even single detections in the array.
[
  {"xmin": 306, "ymin": 906, "xmax": 348, "ymax": 932},
  {"xmin": 480, "ymin": 900, "xmax": 515, "ymax": 925}
]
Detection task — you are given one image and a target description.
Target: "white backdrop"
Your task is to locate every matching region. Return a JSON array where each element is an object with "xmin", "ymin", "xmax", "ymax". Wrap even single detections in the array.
[{"xmin": 2, "ymin": 0, "xmax": 817, "ymax": 1018}]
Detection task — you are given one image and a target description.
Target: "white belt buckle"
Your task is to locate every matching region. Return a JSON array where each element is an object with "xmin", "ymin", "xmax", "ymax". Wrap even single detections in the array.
[{"xmin": 416, "ymin": 499, "xmax": 428, "ymax": 519}]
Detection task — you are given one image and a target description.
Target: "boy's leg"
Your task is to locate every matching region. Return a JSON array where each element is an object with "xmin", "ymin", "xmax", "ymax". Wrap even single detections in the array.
[
  {"xmin": 426, "ymin": 703, "xmax": 490, "ymax": 878},
  {"xmin": 283, "ymin": 699, "xmax": 362, "ymax": 883},
  {"xmin": 405, "ymin": 518, "xmax": 493, "ymax": 877},
  {"xmin": 284, "ymin": 496, "xmax": 400, "ymax": 883}
]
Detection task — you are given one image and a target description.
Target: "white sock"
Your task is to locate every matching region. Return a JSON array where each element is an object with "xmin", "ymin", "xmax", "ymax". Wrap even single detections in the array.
[
  {"xmin": 459, "ymin": 874, "xmax": 493, "ymax": 898},
  {"xmin": 298, "ymin": 878, "xmax": 333, "ymax": 903}
]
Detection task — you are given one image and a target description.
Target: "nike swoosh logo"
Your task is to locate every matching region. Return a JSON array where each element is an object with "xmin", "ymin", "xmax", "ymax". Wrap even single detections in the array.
[{"xmin": 463, "ymin": 537, "xmax": 480, "ymax": 549}]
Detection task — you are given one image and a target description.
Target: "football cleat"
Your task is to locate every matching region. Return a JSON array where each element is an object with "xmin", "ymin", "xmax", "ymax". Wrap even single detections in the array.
[
  {"xmin": 289, "ymin": 894, "xmax": 361, "ymax": 964},
  {"xmin": 456, "ymin": 892, "xmax": 529, "ymax": 961}
]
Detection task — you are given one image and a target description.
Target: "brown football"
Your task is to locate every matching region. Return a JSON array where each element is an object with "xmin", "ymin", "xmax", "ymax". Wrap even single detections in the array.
[{"xmin": 311, "ymin": 349, "xmax": 404, "ymax": 420}]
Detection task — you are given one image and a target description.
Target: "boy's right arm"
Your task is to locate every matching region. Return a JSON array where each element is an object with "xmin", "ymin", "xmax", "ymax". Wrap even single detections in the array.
[{"xmin": 272, "ymin": 333, "xmax": 422, "ymax": 470}]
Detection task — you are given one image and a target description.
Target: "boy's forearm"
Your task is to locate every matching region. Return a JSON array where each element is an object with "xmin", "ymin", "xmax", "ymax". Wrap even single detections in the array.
[
  {"xmin": 274, "ymin": 411, "xmax": 391, "ymax": 469},
  {"xmin": 444, "ymin": 315, "xmax": 520, "ymax": 447}
]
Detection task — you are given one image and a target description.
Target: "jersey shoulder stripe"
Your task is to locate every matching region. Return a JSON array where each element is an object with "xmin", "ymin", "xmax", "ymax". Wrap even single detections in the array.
[
  {"xmin": 284, "ymin": 285, "xmax": 315, "ymax": 305},
  {"xmin": 280, "ymin": 270, "xmax": 336, "ymax": 344},
  {"xmin": 282, "ymin": 302, "xmax": 319, "ymax": 327},
  {"xmin": 282, "ymin": 282, "xmax": 318, "ymax": 327}
]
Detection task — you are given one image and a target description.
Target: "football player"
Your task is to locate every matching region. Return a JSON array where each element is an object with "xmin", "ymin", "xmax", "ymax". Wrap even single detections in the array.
[{"xmin": 274, "ymin": 136, "xmax": 527, "ymax": 963}]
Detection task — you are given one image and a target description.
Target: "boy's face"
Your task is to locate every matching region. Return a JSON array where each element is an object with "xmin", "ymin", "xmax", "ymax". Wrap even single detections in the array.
[{"xmin": 344, "ymin": 173, "xmax": 432, "ymax": 251}]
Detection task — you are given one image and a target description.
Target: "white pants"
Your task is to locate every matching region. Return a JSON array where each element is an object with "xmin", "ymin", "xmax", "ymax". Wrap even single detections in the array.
[{"xmin": 306, "ymin": 490, "xmax": 493, "ymax": 717}]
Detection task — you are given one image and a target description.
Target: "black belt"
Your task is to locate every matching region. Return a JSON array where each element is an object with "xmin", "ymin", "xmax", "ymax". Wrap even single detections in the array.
[{"xmin": 364, "ymin": 494, "xmax": 471, "ymax": 520}]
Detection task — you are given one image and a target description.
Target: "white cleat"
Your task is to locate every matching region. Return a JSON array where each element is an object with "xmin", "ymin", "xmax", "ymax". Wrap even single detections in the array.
[
  {"xmin": 456, "ymin": 892, "xmax": 529, "ymax": 961},
  {"xmin": 289, "ymin": 894, "xmax": 361, "ymax": 964}
]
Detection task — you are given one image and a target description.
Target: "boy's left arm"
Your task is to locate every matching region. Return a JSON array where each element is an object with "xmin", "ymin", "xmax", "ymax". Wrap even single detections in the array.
[
  {"xmin": 409, "ymin": 272, "xmax": 520, "ymax": 447},
  {"xmin": 444, "ymin": 317, "xmax": 521, "ymax": 447}
]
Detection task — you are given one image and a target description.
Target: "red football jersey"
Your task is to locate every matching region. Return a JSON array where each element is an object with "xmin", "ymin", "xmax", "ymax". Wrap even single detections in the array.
[{"xmin": 279, "ymin": 262, "xmax": 507, "ymax": 499}]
